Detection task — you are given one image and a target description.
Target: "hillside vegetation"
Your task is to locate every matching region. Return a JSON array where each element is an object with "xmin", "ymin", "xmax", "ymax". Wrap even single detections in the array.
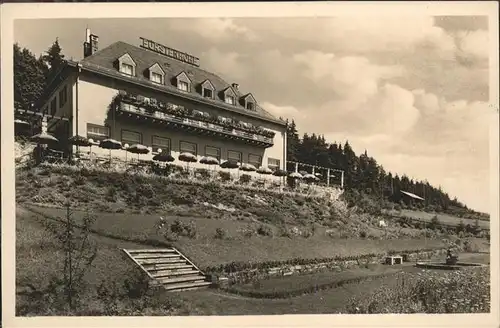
[
  {"xmin": 285, "ymin": 121, "xmax": 489, "ymax": 222},
  {"xmin": 16, "ymin": 163, "xmax": 477, "ymax": 268}
]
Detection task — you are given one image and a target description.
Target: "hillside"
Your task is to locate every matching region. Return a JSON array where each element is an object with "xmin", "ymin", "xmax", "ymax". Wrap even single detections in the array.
[
  {"xmin": 15, "ymin": 163, "xmax": 479, "ymax": 269},
  {"xmin": 285, "ymin": 121, "xmax": 490, "ymax": 222}
]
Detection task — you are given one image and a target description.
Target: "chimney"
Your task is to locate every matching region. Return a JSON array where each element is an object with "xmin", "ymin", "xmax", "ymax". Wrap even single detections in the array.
[
  {"xmin": 83, "ymin": 28, "xmax": 99, "ymax": 58},
  {"xmin": 231, "ymin": 83, "xmax": 239, "ymax": 91}
]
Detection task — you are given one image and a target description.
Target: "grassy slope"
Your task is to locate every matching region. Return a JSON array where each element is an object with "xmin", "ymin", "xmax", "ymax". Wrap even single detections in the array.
[
  {"xmin": 16, "ymin": 207, "xmax": 490, "ymax": 316},
  {"xmin": 16, "ymin": 207, "xmax": 146, "ymax": 289},
  {"xmin": 393, "ymin": 209, "xmax": 490, "ymax": 229},
  {"xmin": 15, "ymin": 165, "xmax": 465, "ymax": 267},
  {"xmin": 23, "ymin": 204, "xmax": 448, "ymax": 269}
]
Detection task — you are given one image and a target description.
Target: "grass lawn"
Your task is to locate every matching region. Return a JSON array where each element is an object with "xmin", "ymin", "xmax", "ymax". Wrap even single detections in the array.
[
  {"xmin": 16, "ymin": 204, "xmax": 490, "ymax": 316},
  {"xmin": 23, "ymin": 204, "xmax": 448, "ymax": 269},
  {"xmin": 390, "ymin": 209, "xmax": 490, "ymax": 229},
  {"xmin": 170, "ymin": 271, "xmax": 416, "ymax": 315},
  {"xmin": 229, "ymin": 264, "xmax": 404, "ymax": 298},
  {"xmin": 16, "ymin": 206, "xmax": 154, "ymax": 315}
]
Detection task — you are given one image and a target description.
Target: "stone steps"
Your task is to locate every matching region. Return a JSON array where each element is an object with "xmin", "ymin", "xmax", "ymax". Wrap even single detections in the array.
[{"xmin": 123, "ymin": 248, "xmax": 212, "ymax": 292}]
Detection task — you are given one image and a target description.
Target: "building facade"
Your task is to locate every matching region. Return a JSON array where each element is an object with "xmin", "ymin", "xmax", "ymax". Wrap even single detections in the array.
[{"xmin": 37, "ymin": 31, "xmax": 288, "ymax": 177}]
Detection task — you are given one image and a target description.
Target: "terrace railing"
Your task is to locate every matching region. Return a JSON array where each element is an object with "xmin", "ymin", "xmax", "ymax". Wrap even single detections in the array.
[{"xmin": 117, "ymin": 102, "xmax": 274, "ymax": 147}]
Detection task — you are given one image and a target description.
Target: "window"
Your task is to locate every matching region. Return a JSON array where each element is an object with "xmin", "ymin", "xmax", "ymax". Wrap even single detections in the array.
[
  {"xmin": 120, "ymin": 63, "xmax": 134, "ymax": 76},
  {"xmin": 248, "ymin": 154, "xmax": 262, "ymax": 168},
  {"xmin": 246, "ymin": 102, "xmax": 255, "ymax": 111},
  {"xmin": 152, "ymin": 135, "xmax": 170, "ymax": 153},
  {"xmin": 87, "ymin": 123, "xmax": 109, "ymax": 141},
  {"xmin": 203, "ymin": 88, "xmax": 213, "ymax": 99},
  {"xmin": 121, "ymin": 129, "xmax": 142, "ymax": 145},
  {"xmin": 225, "ymin": 95, "xmax": 235, "ymax": 105},
  {"xmin": 205, "ymin": 146, "xmax": 221, "ymax": 161},
  {"xmin": 227, "ymin": 150, "xmax": 242, "ymax": 163},
  {"xmin": 151, "ymin": 72, "xmax": 163, "ymax": 84},
  {"xmin": 178, "ymin": 81, "xmax": 189, "ymax": 91},
  {"xmin": 59, "ymin": 86, "xmax": 67, "ymax": 108},
  {"xmin": 50, "ymin": 98, "xmax": 57, "ymax": 115},
  {"xmin": 268, "ymin": 158, "xmax": 281, "ymax": 171},
  {"xmin": 180, "ymin": 141, "xmax": 197, "ymax": 155}
]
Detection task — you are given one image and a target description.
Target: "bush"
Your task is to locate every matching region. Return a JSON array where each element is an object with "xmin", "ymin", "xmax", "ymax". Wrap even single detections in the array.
[
  {"xmin": 359, "ymin": 230, "xmax": 367, "ymax": 239},
  {"xmin": 218, "ymin": 171, "xmax": 231, "ymax": 182},
  {"xmin": 239, "ymin": 225, "xmax": 255, "ymax": 238},
  {"xmin": 257, "ymin": 225, "xmax": 273, "ymax": 237},
  {"xmin": 195, "ymin": 168, "xmax": 211, "ymax": 180},
  {"xmin": 429, "ymin": 215, "xmax": 440, "ymax": 230},
  {"xmin": 343, "ymin": 267, "xmax": 490, "ymax": 313},
  {"xmin": 214, "ymin": 227, "xmax": 227, "ymax": 239},
  {"xmin": 239, "ymin": 174, "xmax": 252, "ymax": 184},
  {"xmin": 105, "ymin": 186, "xmax": 118, "ymax": 202},
  {"xmin": 169, "ymin": 219, "xmax": 197, "ymax": 239}
]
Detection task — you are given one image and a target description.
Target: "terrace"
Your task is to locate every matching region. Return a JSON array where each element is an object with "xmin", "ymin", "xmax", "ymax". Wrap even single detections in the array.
[{"xmin": 111, "ymin": 93, "xmax": 275, "ymax": 148}]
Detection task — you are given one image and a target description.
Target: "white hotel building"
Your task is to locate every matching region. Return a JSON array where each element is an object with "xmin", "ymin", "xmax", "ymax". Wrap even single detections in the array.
[{"xmin": 35, "ymin": 31, "xmax": 288, "ymax": 177}]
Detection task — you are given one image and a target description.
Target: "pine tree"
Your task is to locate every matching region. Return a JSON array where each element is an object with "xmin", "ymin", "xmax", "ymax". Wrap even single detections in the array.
[
  {"xmin": 286, "ymin": 119, "xmax": 300, "ymax": 162},
  {"xmin": 13, "ymin": 43, "xmax": 48, "ymax": 111},
  {"xmin": 43, "ymin": 38, "xmax": 65, "ymax": 73},
  {"xmin": 279, "ymin": 115, "xmax": 483, "ymax": 217}
]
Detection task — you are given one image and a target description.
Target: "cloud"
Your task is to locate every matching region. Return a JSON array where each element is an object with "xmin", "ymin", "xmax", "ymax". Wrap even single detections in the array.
[
  {"xmin": 260, "ymin": 102, "xmax": 303, "ymax": 121},
  {"xmin": 201, "ymin": 48, "xmax": 249, "ymax": 80},
  {"xmin": 255, "ymin": 17, "xmax": 456, "ymax": 57},
  {"xmin": 293, "ymin": 50, "xmax": 404, "ymax": 101},
  {"xmin": 169, "ymin": 18, "xmax": 257, "ymax": 43},
  {"xmin": 457, "ymin": 29, "xmax": 489, "ymax": 58}
]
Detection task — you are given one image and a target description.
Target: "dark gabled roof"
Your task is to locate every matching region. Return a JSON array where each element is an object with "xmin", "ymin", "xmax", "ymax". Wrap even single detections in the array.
[{"xmin": 79, "ymin": 41, "xmax": 284, "ymax": 125}]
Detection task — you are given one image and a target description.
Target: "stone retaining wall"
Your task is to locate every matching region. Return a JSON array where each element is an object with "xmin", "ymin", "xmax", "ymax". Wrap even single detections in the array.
[{"xmin": 214, "ymin": 247, "xmax": 461, "ymax": 285}]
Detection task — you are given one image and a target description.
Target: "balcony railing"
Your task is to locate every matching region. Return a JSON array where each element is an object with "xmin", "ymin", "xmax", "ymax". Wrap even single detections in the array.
[{"xmin": 115, "ymin": 102, "xmax": 274, "ymax": 147}]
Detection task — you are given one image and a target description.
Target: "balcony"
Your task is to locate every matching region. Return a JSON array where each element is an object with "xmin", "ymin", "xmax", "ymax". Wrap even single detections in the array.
[{"xmin": 114, "ymin": 102, "xmax": 275, "ymax": 147}]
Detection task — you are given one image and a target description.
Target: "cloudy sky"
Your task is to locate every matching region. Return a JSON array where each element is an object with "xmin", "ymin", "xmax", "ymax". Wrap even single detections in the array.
[{"xmin": 15, "ymin": 16, "xmax": 494, "ymax": 212}]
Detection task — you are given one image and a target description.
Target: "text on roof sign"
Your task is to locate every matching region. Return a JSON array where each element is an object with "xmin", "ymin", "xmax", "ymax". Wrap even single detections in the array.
[{"xmin": 140, "ymin": 37, "xmax": 200, "ymax": 67}]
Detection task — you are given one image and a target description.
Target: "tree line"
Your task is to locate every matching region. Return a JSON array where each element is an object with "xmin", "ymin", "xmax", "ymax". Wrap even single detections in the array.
[
  {"xmin": 14, "ymin": 39, "xmax": 65, "ymax": 112},
  {"xmin": 284, "ymin": 119, "xmax": 489, "ymax": 220}
]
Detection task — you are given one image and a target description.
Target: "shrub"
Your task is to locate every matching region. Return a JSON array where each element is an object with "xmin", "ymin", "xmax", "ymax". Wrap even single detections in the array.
[
  {"xmin": 429, "ymin": 215, "xmax": 440, "ymax": 230},
  {"xmin": 170, "ymin": 219, "xmax": 197, "ymax": 239},
  {"xmin": 105, "ymin": 186, "xmax": 118, "ymax": 202},
  {"xmin": 359, "ymin": 230, "xmax": 367, "ymax": 239},
  {"xmin": 195, "ymin": 168, "xmax": 211, "ymax": 180},
  {"xmin": 214, "ymin": 227, "xmax": 227, "ymax": 239},
  {"xmin": 301, "ymin": 229, "xmax": 313, "ymax": 239},
  {"xmin": 74, "ymin": 173, "xmax": 86, "ymax": 186},
  {"xmin": 122, "ymin": 269, "xmax": 151, "ymax": 299},
  {"xmin": 343, "ymin": 267, "xmax": 490, "ymax": 314},
  {"xmin": 218, "ymin": 171, "xmax": 231, "ymax": 182},
  {"xmin": 239, "ymin": 225, "xmax": 255, "ymax": 238},
  {"xmin": 257, "ymin": 225, "xmax": 273, "ymax": 237},
  {"xmin": 239, "ymin": 174, "xmax": 252, "ymax": 184}
]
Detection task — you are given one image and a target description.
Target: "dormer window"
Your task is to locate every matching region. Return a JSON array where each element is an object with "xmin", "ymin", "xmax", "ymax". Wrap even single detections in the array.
[
  {"xmin": 222, "ymin": 86, "xmax": 237, "ymax": 105},
  {"xmin": 242, "ymin": 93, "xmax": 257, "ymax": 111},
  {"xmin": 200, "ymin": 79, "xmax": 215, "ymax": 99},
  {"xmin": 148, "ymin": 63, "xmax": 165, "ymax": 85},
  {"xmin": 203, "ymin": 88, "xmax": 213, "ymax": 98},
  {"xmin": 175, "ymin": 72, "xmax": 191, "ymax": 92},
  {"xmin": 117, "ymin": 53, "xmax": 136, "ymax": 76},
  {"xmin": 151, "ymin": 72, "xmax": 163, "ymax": 84},
  {"xmin": 178, "ymin": 81, "xmax": 189, "ymax": 91},
  {"xmin": 121, "ymin": 63, "xmax": 134, "ymax": 76},
  {"xmin": 225, "ymin": 95, "xmax": 236, "ymax": 105}
]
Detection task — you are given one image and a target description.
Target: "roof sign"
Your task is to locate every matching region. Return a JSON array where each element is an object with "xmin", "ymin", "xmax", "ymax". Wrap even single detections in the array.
[{"xmin": 140, "ymin": 37, "xmax": 199, "ymax": 67}]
